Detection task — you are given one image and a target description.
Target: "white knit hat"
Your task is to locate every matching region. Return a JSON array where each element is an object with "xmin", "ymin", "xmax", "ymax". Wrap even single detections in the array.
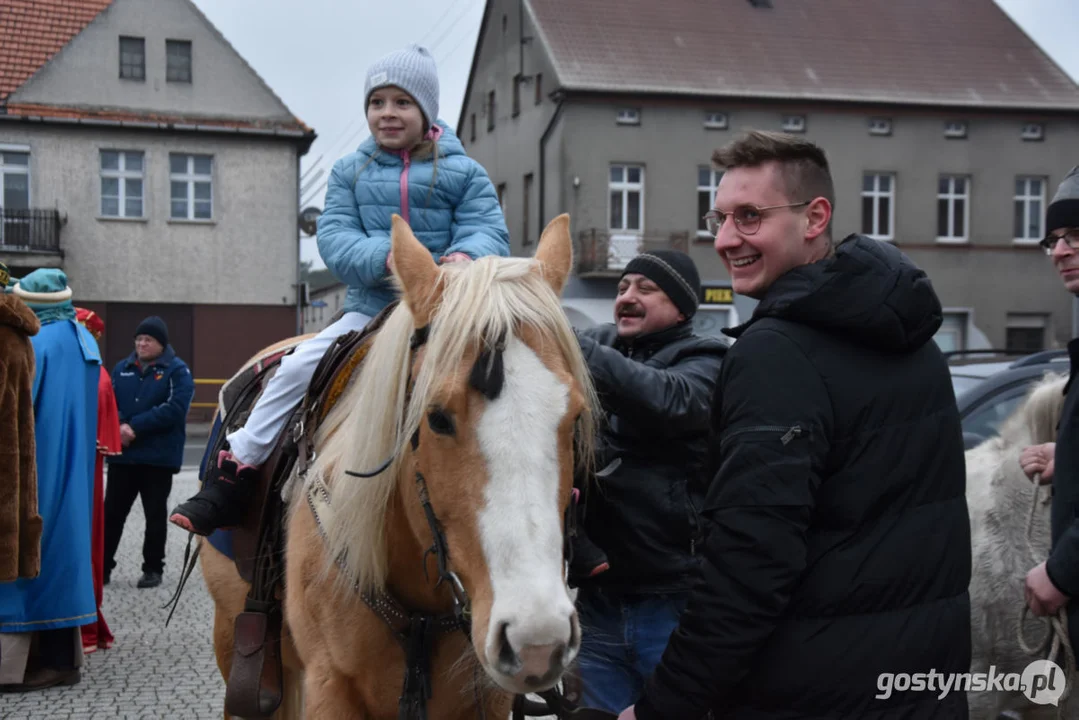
[{"xmin": 364, "ymin": 44, "xmax": 440, "ymax": 129}]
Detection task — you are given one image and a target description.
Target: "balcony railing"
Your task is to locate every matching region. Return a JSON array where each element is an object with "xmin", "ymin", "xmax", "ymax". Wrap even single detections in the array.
[
  {"xmin": 575, "ymin": 228, "xmax": 690, "ymax": 276},
  {"xmin": 0, "ymin": 208, "xmax": 62, "ymax": 254}
]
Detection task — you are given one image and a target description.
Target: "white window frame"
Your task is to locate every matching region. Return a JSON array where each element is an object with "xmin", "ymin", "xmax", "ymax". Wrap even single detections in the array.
[
  {"xmin": 704, "ymin": 112, "xmax": 728, "ymax": 130},
  {"xmin": 861, "ymin": 172, "xmax": 895, "ymax": 241},
  {"xmin": 944, "ymin": 121, "xmax": 968, "ymax": 139},
  {"xmin": 697, "ymin": 167, "xmax": 723, "ymax": 239},
  {"xmin": 169, "ymin": 153, "xmax": 213, "ymax": 221},
  {"xmin": 868, "ymin": 117, "xmax": 892, "ymax": 136},
  {"xmin": 781, "ymin": 115, "xmax": 806, "ymax": 132},
  {"xmin": 0, "ymin": 149, "xmax": 30, "ymax": 207},
  {"xmin": 100, "ymin": 150, "xmax": 145, "ymax": 219},
  {"xmin": 935, "ymin": 309, "xmax": 971, "ymax": 353},
  {"xmin": 609, "ymin": 164, "xmax": 644, "ymax": 233},
  {"xmin": 937, "ymin": 175, "xmax": 970, "ymax": 244},
  {"xmin": 1021, "ymin": 123, "xmax": 1044, "ymax": 141},
  {"xmin": 1014, "ymin": 176, "xmax": 1046, "ymax": 245}
]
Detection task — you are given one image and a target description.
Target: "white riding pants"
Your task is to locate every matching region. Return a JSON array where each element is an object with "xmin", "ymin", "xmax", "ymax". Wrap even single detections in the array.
[{"xmin": 227, "ymin": 310, "xmax": 372, "ymax": 467}]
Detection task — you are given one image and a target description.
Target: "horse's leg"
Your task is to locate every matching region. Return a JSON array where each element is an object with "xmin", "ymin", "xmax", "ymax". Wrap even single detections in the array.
[
  {"xmin": 200, "ymin": 538, "xmax": 251, "ymax": 719},
  {"xmin": 301, "ymin": 659, "xmax": 365, "ymax": 720},
  {"xmin": 276, "ymin": 665, "xmax": 305, "ymax": 720},
  {"xmin": 284, "ymin": 500, "xmax": 364, "ymax": 719}
]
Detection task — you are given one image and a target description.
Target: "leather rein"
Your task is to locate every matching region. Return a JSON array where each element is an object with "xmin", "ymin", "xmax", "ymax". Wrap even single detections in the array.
[{"xmin": 338, "ymin": 323, "xmax": 578, "ymax": 720}]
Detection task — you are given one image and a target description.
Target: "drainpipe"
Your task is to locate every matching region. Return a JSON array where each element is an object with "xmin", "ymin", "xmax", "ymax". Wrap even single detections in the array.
[
  {"xmin": 518, "ymin": 0, "xmax": 526, "ymax": 79},
  {"xmin": 295, "ymin": 152, "xmax": 303, "ymax": 336},
  {"xmin": 538, "ymin": 96, "xmax": 564, "ymax": 229}
]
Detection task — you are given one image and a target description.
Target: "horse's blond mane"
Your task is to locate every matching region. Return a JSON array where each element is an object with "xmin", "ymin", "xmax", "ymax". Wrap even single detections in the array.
[
  {"xmin": 992, "ymin": 371, "xmax": 1067, "ymax": 450},
  {"xmin": 306, "ymin": 255, "xmax": 600, "ymax": 595}
]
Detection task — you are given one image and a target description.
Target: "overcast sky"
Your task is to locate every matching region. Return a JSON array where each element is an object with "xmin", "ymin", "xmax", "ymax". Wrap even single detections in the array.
[{"xmin": 187, "ymin": 0, "xmax": 1079, "ymax": 267}]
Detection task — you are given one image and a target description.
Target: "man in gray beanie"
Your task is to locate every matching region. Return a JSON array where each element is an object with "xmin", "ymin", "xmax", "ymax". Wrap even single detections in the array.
[
  {"xmin": 1022, "ymin": 165, "xmax": 1079, "ymax": 658},
  {"xmin": 567, "ymin": 249, "xmax": 728, "ymax": 713}
]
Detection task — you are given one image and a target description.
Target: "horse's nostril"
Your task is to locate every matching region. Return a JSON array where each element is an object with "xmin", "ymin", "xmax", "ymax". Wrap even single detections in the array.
[{"xmin": 496, "ymin": 622, "xmax": 521, "ymax": 674}]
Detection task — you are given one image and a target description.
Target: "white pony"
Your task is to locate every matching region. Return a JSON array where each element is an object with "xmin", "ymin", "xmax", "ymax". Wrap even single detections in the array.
[{"xmin": 966, "ymin": 371, "xmax": 1075, "ymax": 719}]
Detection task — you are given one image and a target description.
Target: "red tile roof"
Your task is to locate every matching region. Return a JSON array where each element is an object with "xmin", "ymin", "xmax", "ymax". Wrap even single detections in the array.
[
  {"xmin": 0, "ymin": 0, "xmax": 313, "ymax": 142},
  {"xmin": 0, "ymin": 0, "xmax": 113, "ymax": 102},
  {"xmin": 527, "ymin": 0, "xmax": 1079, "ymax": 110}
]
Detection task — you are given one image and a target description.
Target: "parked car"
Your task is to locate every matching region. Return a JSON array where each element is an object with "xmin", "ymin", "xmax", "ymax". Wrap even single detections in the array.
[{"xmin": 948, "ymin": 350, "xmax": 1070, "ymax": 450}]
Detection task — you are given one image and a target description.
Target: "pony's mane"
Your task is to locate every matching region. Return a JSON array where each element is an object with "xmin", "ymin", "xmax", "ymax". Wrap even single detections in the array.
[
  {"xmin": 992, "ymin": 371, "xmax": 1067, "ymax": 450},
  {"xmin": 306, "ymin": 254, "xmax": 600, "ymax": 595}
]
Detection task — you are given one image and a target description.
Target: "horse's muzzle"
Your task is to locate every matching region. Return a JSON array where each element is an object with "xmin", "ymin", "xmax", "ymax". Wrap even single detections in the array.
[{"xmin": 490, "ymin": 611, "xmax": 580, "ymax": 691}]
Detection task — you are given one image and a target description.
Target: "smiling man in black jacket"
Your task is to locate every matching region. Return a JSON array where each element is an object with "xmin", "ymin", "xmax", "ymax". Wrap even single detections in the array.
[
  {"xmin": 622, "ymin": 131, "xmax": 971, "ymax": 720},
  {"xmin": 571, "ymin": 249, "xmax": 727, "ymax": 714}
]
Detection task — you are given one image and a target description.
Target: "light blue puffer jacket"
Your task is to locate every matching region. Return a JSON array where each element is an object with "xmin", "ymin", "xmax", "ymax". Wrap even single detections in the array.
[{"xmin": 316, "ymin": 120, "xmax": 510, "ymax": 317}]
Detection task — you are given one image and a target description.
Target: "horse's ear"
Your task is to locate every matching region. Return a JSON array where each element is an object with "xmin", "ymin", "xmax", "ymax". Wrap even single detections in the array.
[
  {"xmin": 532, "ymin": 213, "xmax": 572, "ymax": 296},
  {"xmin": 391, "ymin": 214, "xmax": 442, "ymax": 326}
]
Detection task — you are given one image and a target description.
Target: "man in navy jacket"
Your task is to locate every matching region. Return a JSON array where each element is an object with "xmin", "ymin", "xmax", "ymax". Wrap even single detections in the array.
[{"xmin": 103, "ymin": 316, "xmax": 193, "ymax": 589}]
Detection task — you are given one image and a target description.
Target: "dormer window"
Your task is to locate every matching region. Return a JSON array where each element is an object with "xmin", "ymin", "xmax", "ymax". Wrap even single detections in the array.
[{"xmin": 616, "ymin": 109, "xmax": 640, "ymax": 126}]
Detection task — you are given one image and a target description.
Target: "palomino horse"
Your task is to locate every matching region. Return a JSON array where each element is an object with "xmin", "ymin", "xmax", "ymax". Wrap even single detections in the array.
[
  {"xmin": 966, "ymin": 371, "xmax": 1075, "ymax": 719},
  {"xmin": 200, "ymin": 213, "xmax": 599, "ymax": 719}
]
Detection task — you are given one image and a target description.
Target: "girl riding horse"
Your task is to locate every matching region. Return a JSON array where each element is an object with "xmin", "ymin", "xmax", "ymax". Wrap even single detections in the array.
[{"xmin": 170, "ymin": 43, "xmax": 510, "ymax": 535}]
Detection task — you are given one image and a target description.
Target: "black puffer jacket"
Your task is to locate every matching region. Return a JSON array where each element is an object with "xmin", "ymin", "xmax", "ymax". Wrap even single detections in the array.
[
  {"xmin": 576, "ymin": 321, "xmax": 728, "ymax": 594},
  {"xmin": 636, "ymin": 235, "xmax": 972, "ymax": 720}
]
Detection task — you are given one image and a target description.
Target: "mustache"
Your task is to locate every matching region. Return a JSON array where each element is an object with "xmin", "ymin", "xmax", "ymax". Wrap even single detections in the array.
[{"xmin": 617, "ymin": 305, "xmax": 645, "ymax": 318}]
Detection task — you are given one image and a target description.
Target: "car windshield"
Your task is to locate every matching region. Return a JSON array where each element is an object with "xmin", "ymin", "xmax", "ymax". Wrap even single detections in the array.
[{"xmin": 951, "ymin": 375, "xmax": 983, "ymax": 398}]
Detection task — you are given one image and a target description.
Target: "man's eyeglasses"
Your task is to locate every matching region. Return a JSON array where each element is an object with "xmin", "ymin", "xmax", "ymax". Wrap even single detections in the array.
[
  {"xmin": 703, "ymin": 201, "xmax": 811, "ymax": 236},
  {"xmin": 1040, "ymin": 229, "xmax": 1079, "ymax": 256}
]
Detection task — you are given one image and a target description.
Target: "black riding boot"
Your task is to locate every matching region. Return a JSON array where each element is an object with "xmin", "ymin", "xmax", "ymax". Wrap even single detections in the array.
[{"xmin": 169, "ymin": 451, "xmax": 259, "ymax": 536}]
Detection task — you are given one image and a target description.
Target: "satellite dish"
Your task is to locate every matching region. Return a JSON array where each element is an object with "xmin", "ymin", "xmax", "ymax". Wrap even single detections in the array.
[{"xmin": 299, "ymin": 206, "xmax": 322, "ymax": 236}]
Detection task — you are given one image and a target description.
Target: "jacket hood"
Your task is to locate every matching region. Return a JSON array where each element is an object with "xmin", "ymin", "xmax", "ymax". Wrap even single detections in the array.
[
  {"xmin": 0, "ymin": 294, "xmax": 40, "ymax": 336},
  {"xmin": 726, "ymin": 234, "xmax": 943, "ymax": 353},
  {"xmin": 357, "ymin": 119, "xmax": 465, "ymax": 165}
]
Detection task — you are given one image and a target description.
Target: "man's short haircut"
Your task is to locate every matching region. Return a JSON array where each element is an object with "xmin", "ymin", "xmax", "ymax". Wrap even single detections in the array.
[{"xmin": 712, "ymin": 130, "xmax": 836, "ymax": 232}]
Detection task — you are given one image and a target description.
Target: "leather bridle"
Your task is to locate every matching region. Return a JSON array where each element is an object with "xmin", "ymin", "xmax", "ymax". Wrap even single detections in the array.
[{"xmin": 344, "ymin": 322, "xmax": 580, "ymax": 720}]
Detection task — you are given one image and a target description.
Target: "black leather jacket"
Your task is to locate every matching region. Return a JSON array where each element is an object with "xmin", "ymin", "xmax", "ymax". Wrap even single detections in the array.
[{"xmin": 576, "ymin": 321, "xmax": 727, "ymax": 594}]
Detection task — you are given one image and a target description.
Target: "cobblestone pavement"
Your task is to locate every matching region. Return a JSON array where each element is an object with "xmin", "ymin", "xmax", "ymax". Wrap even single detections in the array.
[
  {"xmin": 3, "ymin": 468, "xmax": 226, "ymax": 720},
  {"xmin": 3, "ymin": 468, "xmax": 559, "ymax": 720}
]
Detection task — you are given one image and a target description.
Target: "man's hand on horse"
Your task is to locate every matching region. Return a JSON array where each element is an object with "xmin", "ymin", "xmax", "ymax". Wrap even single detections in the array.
[
  {"xmin": 1020, "ymin": 442, "xmax": 1055, "ymax": 484},
  {"xmin": 1025, "ymin": 561, "xmax": 1068, "ymax": 616},
  {"xmin": 440, "ymin": 252, "xmax": 472, "ymax": 264}
]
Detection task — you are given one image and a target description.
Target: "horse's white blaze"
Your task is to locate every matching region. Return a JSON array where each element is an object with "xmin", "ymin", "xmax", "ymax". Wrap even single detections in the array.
[{"xmin": 477, "ymin": 334, "xmax": 575, "ymax": 664}]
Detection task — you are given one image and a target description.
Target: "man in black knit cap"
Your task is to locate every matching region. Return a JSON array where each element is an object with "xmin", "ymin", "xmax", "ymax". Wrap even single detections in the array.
[
  {"xmin": 104, "ymin": 315, "xmax": 193, "ymax": 589},
  {"xmin": 570, "ymin": 248, "xmax": 727, "ymax": 714},
  {"xmin": 1022, "ymin": 165, "xmax": 1079, "ymax": 659}
]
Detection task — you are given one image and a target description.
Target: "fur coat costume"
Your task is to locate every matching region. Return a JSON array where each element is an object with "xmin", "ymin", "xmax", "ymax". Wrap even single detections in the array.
[{"xmin": 0, "ymin": 293, "xmax": 42, "ymax": 583}]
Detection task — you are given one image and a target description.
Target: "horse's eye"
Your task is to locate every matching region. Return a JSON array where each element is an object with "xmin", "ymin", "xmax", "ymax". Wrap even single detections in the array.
[{"xmin": 427, "ymin": 408, "xmax": 456, "ymax": 436}]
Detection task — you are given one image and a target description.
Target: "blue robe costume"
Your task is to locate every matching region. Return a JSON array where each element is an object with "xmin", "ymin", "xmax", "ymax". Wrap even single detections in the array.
[{"xmin": 0, "ymin": 318, "xmax": 99, "ymax": 632}]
